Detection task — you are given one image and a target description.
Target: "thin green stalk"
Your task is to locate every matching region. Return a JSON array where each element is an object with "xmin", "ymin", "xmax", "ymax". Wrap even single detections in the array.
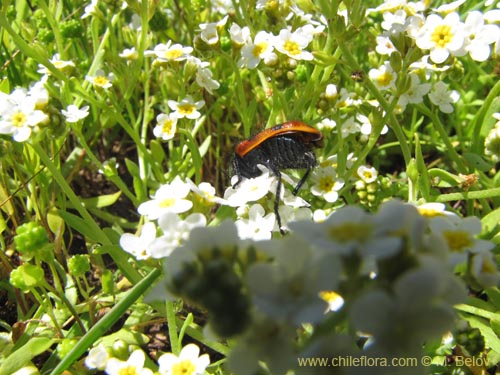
[
  {"xmin": 471, "ymin": 78, "xmax": 500, "ymax": 153},
  {"xmin": 339, "ymin": 44, "xmax": 412, "ymax": 166},
  {"xmin": 416, "ymin": 104, "xmax": 467, "ymax": 173},
  {"xmin": 30, "ymin": 143, "xmax": 111, "ymax": 245},
  {"xmin": 435, "ymin": 187, "xmax": 500, "ymax": 203},
  {"xmin": 0, "ymin": 14, "xmax": 67, "ymax": 81},
  {"xmin": 49, "ymin": 268, "xmax": 161, "ymax": 375},
  {"xmin": 166, "ymin": 300, "xmax": 180, "ymax": 355}
]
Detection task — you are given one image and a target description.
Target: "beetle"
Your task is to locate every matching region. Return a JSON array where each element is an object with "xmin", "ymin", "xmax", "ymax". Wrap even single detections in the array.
[{"xmin": 232, "ymin": 121, "xmax": 323, "ymax": 233}]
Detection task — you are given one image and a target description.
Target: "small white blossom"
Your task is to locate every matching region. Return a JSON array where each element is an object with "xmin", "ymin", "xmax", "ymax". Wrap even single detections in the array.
[
  {"xmin": 167, "ymin": 96, "xmax": 205, "ymax": 119},
  {"xmin": 310, "ymin": 166, "xmax": 344, "ymax": 203},
  {"xmin": 357, "ymin": 165, "xmax": 378, "ymax": 184},
  {"xmin": 158, "ymin": 344, "xmax": 210, "ymax": 375},
  {"xmin": 86, "ymin": 69, "xmax": 114, "ymax": 89},
  {"xmin": 274, "ymin": 27, "xmax": 314, "ymax": 61},
  {"xmin": 105, "ymin": 350, "xmax": 153, "ymax": 375},
  {"xmin": 236, "ymin": 204, "xmax": 275, "ymax": 240},
  {"xmin": 238, "ymin": 31, "xmax": 276, "ymax": 69},
  {"xmin": 153, "ymin": 113, "xmax": 178, "ymax": 140},
  {"xmin": 428, "ymin": 81, "xmax": 459, "ymax": 113},
  {"xmin": 119, "ymin": 222, "xmax": 157, "ymax": 260},
  {"xmin": 463, "ymin": 11, "xmax": 500, "ymax": 62},
  {"xmin": 369, "ymin": 62, "xmax": 397, "ymax": 91},
  {"xmin": 414, "ymin": 12, "xmax": 466, "ymax": 64},
  {"xmin": 199, "ymin": 15, "xmax": 228, "ymax": 45},
  {"xmin": 138, "ymin": 176, "xmax": 193, "ymax": 219},
  {"xmin": 61, "ymin": 105, "xmax": 90, "ymax": 123}
]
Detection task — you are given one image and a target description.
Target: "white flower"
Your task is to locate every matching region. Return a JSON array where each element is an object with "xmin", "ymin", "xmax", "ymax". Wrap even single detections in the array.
[
  {"xmin": 167, "ymin": 96, "xmax": 205, "ymax": 119},
  {"xmin": 415, "ymin": 202, "xmax": 458, "ymax": 219},
  {"xmin": 119, "ymin": 222, "xmax": 157, "ymax": 260},
  {"xmin": 335, "ymin": 116, "xmax": 360, "ymax": 138},
  {"xmin": 235, "ymin": 204, "xmax": 275, "ymax": 240},
  {"xmin": 357, "ymin": 114, "xmax": 389, "ymax": 135},
  {"xmin": 350, "ymin": 260, "xmax": 466, "ymax": 356},
  {"xmin": 310, "ymin": 166, "xmax": 344, "ymax": 203},
  {"xmin": 195, "ymin": 65, "xmax": 220, "ymax": 94},
  {"xmin": 471, "ymin": 249, "xmax": 500, "ymax": 288},
  {"xmin": 61, "ymin": 105, "xmax": 90, "ymax": 123},
  {"xmin": 149, "ymin": 41, "xmax": 193, "ymax": 63},
  {"xmin": 37, "ymin": 53, "xmax": 75, "ymax": 74},
  {"xmin": 319, "ymin": 290, "xmax": 344, "ymax": 312},
  {"xmin": 433, "ymin": 0, "xmax": 466, "ymax": 14},
  {"xmin": 398, "ymin": 74, "xmax": 431, "ymax": 109},
  {"xmin": 429, "ymin": 216, "xmax": 494, "ymax": 266},
  {"xmin": 0, "ymin": 89, "xmax": 48, "ymax": 142},
  {"xmin": 369, "ymin": 61, "xmax": 397, "ymax": 91},
  {"xmin": 375, "ymin": 35, "xmax": 397, "ymax": 55},
  {"xmin": 463, "ymin": 11, "xmax": 500, "ymax": 62},
  {"xmin": 119, "ymin": 47, "xmax": 139, "ymax": 60},
  {"xmin": 428, "ymin": 81, "xmax": 459, "ymax": 113},
  {"xmin": 415, "ymin": 12, "xmax": 466, "ymax": 64},
  {"xmin": 273, "ymin": 27, "xmax": 314, "ymax": 61},
  {"xmin": 86, "ymin": 69, "xmax": 114, "ymax": 89},
  {"xmin": 290, "ymin": 205, "xmax": 402, "ymax": 261},
  {"xmin": 357, "ymin": 165, "xmax": 378, "ymax": 183},
  {"xmin": 153, "ymin": 113, "xmax": 178, "ymax": 140},
  {"xmin": 324, "ymin": 84, "xmax": 338, "ymax": 99},
  {"xmin": 158, "ymin": 344, "xmax": 210, "ymax": 375},
  {"xmin": 137, "ymin": 176, "xmax": 193, "ymax": 219},
  {"xmin": 149, "ymin": 212, "xmax": 206, "ymax": 259},
  {"xmin": 199, "ymin": 15, "xmax": 228, "ymax": 45},
  {"xmin": 85, "ymin": 344, "xmax": 109, "ymax": 370},
  {"xmin": 238, "ymin": 31, "xmax": 276, "ymax": 69},
  {"xmin": 224, "ymin": 170, "xmax": 274, "ymax": 207},
  {"xmin": 229, "ymin": 23, "xmax": 251, "ymax": 45},
  {"xmin": 105, "ymin": 350, "xmax": 153, "ymax": 375},
  {"xmin": 247, "ymin": 235, "xmax": 340, "ymax": 325},
  {"xmin": 81, "ymin": 0, "xmax": 98, "ymax": 19},
  {"xmin": 381, "ymin": 9, "xmax": 408, "ymax": 35},
  {"xmin": 188, "ymin": 180, "xmax": 227, "ymax": 205}
]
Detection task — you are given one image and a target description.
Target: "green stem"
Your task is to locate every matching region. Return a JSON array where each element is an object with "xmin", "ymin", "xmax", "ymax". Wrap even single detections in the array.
[
  {"xmin": 471, "ymin": 78, "xmax": 500, "ymax": 153},
  {"xmin": 416, "ymin": 104, "xmax": 467, "ymax": 173},
  {"xmin": 48, "ymin": 268, "xmax": 161, "ymax": 375},
  {"xmin": 435, "ymin": 187, "xmax": 500, "ymax": 203},
  {"xmin": 339, "ymin": 44, "xmax": 412, "ymax": 166},
  {"xmin": 166, "ymin": 300, "xmax": 180, "ymax": 355}
]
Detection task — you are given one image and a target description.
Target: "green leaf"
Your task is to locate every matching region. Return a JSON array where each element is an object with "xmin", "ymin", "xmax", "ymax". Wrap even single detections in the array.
[
  {"xmin": 0, "ymin": 337, "xmax": 54, "ymax": 375},
  {"xmin": 79, "ymin": 191, "xmax": 122, "ymax": 209},
  {"xmin": 482, "ymin": 208, "xmax": 500, "ymax": 237},
  {"xmin": 57, "ymin": 210, "xmax": 101, "ymax": 242},
  {"xmin": 463, "ymin": 152, "xmax": 493, "ymax": 172},
  {"xmin": 150, "ymin": 139, "xmax": 166, "ymax": 164},
  {"xmin": 428, "ymin": 168, "xmax": 461, "ymax": 188},
  {"xmin": 467, "ymin": 315, "xmax": 500, "ymax": 354},
  {"xmin": 125, "ymin": 158, "xmax": 140, "ymax": 178}
]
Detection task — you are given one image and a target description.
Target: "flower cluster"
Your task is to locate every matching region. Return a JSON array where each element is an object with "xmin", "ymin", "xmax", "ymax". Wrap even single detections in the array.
[
  {"xmin": 0, "ymin": 80, "xmax": 49, "ymax": 142},
  {"xmin": 152, "ymin": 200, "xmax": 498, "ymax": 374},
  {"xmin": 85, "ymin": 343, "xmax": 209, "ymax": 375}
]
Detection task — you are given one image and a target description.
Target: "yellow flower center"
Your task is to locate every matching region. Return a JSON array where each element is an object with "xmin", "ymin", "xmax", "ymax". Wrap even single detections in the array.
[
  {"xmin": 253, "ymin": 42, "xmax": 268, "ymax": 57},
  {"xmin": 162, "ymin": 119, "xmax": 175, "ymax": 134},
  {"xmin": 283, "ymin": 40, "xmax": 301, "ymax": 56},
  {"xmin": 417, "ymin": 208, "xmax": 444, "ymax": 218},
  {"xmin": 319, "ymin": 290, "xmax": 342, "ymax": 303},
  {"xmin": 165, "ymin": 49, "xmax": 183, "ymax": 60},
  {"xmin": 482, "ymin": 258, "xmax": 496, "ymax": 274},
  {"xmin": 93, "ymin": 76, "xmax": 109, "ymax": 87},
  {"xmin": 172, "ymin": 359, "xmax": 196, "ymax": 375},
  {"xmin": 118, "ymin": 366, "xmax": 139, "ymax": 375},
  {"xmin": 319, "ymin": 176, "xmax": 335, "ymax": 192},
  {"xmin": 159, "ymin": 198, "xmax": 176, "ymax": 208},
  {"xmin": 376, "ymin": 71, "xmax": 394, "ymax": 87},
  {"xmin": 363, "ymin": 171, "xmax": 374, "ymax": 180},
  {"xmin": 11, "ymin": 111, "xmax": 27, "ymax": 127},
  {"xmin": 328, "ymin": 223, "xmax": 371, "ymax": 243},
  {"xmin": 442, "ymin": 230, "xmax": 473, "ymax": 252},
  {"xmin": 177, "ymin": 103, "xmax": 195, "ymax": 115},
  {"xmin": 431, "ymin": 24, "xmax": 452, "ymax": 48}
]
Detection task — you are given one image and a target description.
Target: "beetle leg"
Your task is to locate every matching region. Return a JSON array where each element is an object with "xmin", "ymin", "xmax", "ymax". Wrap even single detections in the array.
[
  {"xmin": 293, "ymin": 167, "xmax": 312, "ymax": 195},
  {"xmin": 274, "ymin": 170, "xmax": 285, "ymax": 235}
]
